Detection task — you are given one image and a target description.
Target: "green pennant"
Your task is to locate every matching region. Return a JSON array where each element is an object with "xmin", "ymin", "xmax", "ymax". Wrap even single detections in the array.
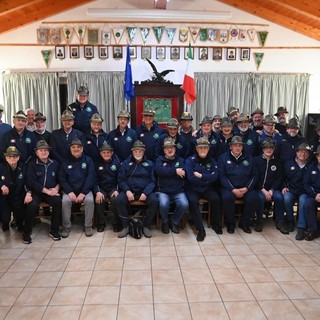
[
  {"xmin": 153, "ymin": 26, "xmax": 165, "ymax": 44},
  {"xmin": 41, "ymin": 50, "xmax": 52, "ymax": 68},
  {"xmin": 258, "ymin": 31, "xmax": 268, "ymax": 46},
  {"xmin": 254, "ymin": 52, "xmax": 264, "ymax": 70},
  {"xmin": 199, "ymin": 28, "xmax": 208, "ymax": 41}
]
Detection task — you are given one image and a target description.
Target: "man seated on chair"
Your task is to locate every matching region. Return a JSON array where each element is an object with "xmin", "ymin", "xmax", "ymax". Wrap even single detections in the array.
[
  {"xmin": 185, "ymin": 137, "xmax": 222, "ymax": 241},
  {"xmin": 25, "ymin": 140, "xmax": 62, "ymax": 242},
  {"xmin": 94, "ymin": 142, "xmax": 122, "ymax": 233},
  {"xmin": 58, "ymin": 138, "xmax": 96, "ymax": 238},
  {"xmin": 254, "ymin": 138, "xmax": 285, "ymax": 233},
  {"xmin": 115, "ymin": 140, "xmax": 158, "ymax": 238},
  {"xmin": 218, "ymin": 135, "xmax": 259, "ymax": 234},
  {"xmin": 155, "ymin": 137, "xmax": 189, "ymax": 234}
]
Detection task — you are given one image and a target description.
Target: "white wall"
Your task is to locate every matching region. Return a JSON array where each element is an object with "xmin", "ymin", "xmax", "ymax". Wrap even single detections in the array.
[{"xmin": 0, "ymin": 0, "xmax": 319, "ymax": 114}]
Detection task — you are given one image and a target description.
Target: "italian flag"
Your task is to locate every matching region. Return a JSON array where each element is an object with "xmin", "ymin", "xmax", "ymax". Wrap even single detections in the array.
[{"xmin": 181, "ymin": 43, "xmax": 196, "ymax": 105}]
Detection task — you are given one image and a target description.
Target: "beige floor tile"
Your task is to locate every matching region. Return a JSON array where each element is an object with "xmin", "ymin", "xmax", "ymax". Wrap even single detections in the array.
[
  {"xmin": 175, "ymin": 245, "xmax": 203, "ymax": 256},
  {"xmin": 43, "ymin": 305, "xmax": 82, "ymax": 320},
  {"xmin": 50, "ymin": 286, "xmax": 87, "ymax": 305},
  {"xmin": 239, "ymin": 267, "xmax": 274, "ymax": 283},
  {"xmin": 0, "ymin": 271, "xmax": 33, "ymax": 287},
  {"xmin": 58, "ymin": 271, "xmax": 92, "ymax": 286},
  {"xmin": 52, "ymin": 239, "xmax": 79, "ymax": 248},
  {"xmin": 119, "ymin": 285, "xmax": 153, "ymax": 304},
  {"xmin": 219, "ymin": 234, "xmax": 246, "ymax": 245},
  {"xmin": 267, "ymin": 266, "xmax": 304, "ymax": 282},
  {"xmin": 95, "ymin": 257, "xmax": 124, "ymax": 271},
  {"xmin": 309, "ymin": 280, "xmax": 320, "ymax": 294},
  {"xmin": 18, "ymin": 247, "xmax": 49, "ymax": 260},
  {"xmin": 200, "ymin": 235, "xmax": 223, "ymax": 245},
  {"xmin": 150, "ymin": 245, "xmax": 176, "ymax": 257},
  {"xmin": 155, "ymin": 303, "xmax": 191, "ymax": 320},
  {"xmin": 248, "ymin": 282, "xmax": 288, "ymax": 300},
  {"xmin": 152, "ymin": 269, "xmax": 183, "ymax": 285},
  {"xmin": 101, "ymin": 237, "xmax": 126, "ymax": 247},
  {"xmin": 150, "ymin": 235, "xmax": 175, "ymax": 246},
  {"xmin": 273, "ymin": 243, "xmax": 304, "ymax": 255},
  {"xmin": 283, "ymin": 254, "xmax": 318, "ymax": 267},
  {"xmin": 151, "ymin": 256, "xmax": 180, "ymax": 270},
  {"xmin": 178, "ymin": 256, "xmax": 208, "ymax": 269},
  {"xmin": 85, "ymin": 286, "xmax": 120, "ymax": 304},
  {"xmin": 0, "ymin": 248, "xmax": 24, "ymax": 260},
  {"xmin": 259, "ymin": 300, "xmax": 304, "ymax": 319},
  {"xmin": 153, "ymin": 284, "xmax": 187, "ymax": 303},
  {"xmin": 295, "ymin": 242, "xmax": 320, "ymax": 254},
  {"xmin": 7, "ymin": 258, "xmax": 42, "ymax": 272},
  {"xmin": 181, "ymin": 268, "xmax": 213, "ymax": 284},
  {"xmin": 0, "ymin": 307, "xmax": 10, "ymax": 319},
  {"xmin": 225, "ymin": 244, "xmax": 253, "ymax": 255},
  {"xmin": 37, "ymin": 258, "xmax": 69, "ymax": 272},
  {"xmin": 242, "ymin": 234, "xmax": 270, "ymax": 245},
  {"xmin": 126, "ymin": 237, "xmax": 150, "ymax": 247},
  {"xmin": 125, "ymin": 246, "xmax": 151, "ymax": 257},
  {"xmin": 185, "ymin": 284, "xmax": 221, "ymax": 302},
  {"xmin": 45, "ymin": 247, "xmax": 74, "ymax": 259},
  {"xmin": 225, "ymin": 301, "xmax": 267, "ymax": 320},
  {"xmin": 71, "ymin": 246, "xmax": 100, "ymax": 258},
  {"xmin": 27, "ymin": 271, "xmax": 63, "ymax": 287},
  {"xmin": 0, "ymin": 288, "xmax": 23, "ymax": 306},
  {"xmin": 172, "ymin": 234, "xmax": 198, "ymax": 246},
  {"xmin": 123, "ymin": 257, "xmax": 151, "ymax": 270},
  {"xmin": 118, "ymin": 303, "xmax": 154, "ymax": 320},
  {"xmin": 232, "ymin": 255, "xmax": 264, "ymax": 268},
  {"xmin": 292, "ymin": 299, "xmax": 320, "ymax": 320},
  {"xmin": 249, "ymin": 244, "xmax": 278, "ymax": 255},
  {"xmin": 200, "ymin": 244, "xmax": 229, "ymax": 256},
  {"xmin": 189, "ymin": 302, "xmax": 228, "ymax": 320},
  {"xmin": 295, "ymin": 266, "xmax": 320, "ymax": 281},
  {"xmin": 211, "ymin": 268, "xmax": 245, "ymax": 283},
  {"xmin": 80, "ymin": 305, "xmax": 117, "ymax": 320},
  {"xmin": 264, "ymin": 234, "xmax": 294, "ymax": 244},
  {"xmin": 77, "ymin": 236, "xmax": 102, "ymax": 247},
  {"xmin": 98, "ymin": 246, "xmax": 125, "ymax": 258},
  {"xmin": 90, "ymin": 270, "xmax": 122, "ymax": 286},
  {"xmin": 206, "ymin": 255, "xmax": 236, "ymax": 268},
  {"xmin": 122, "ymin": 270, "xmax": 152, "ymax": 285},
  {"xmin": 14, "ymin": 287, "xmax": 55, "ymax": 306},
  {"xmin": 279, "ymin": 281, "xmax": 319, "ymax": 299},
  {"xmin": 310, "ymin": 253, "xmax": 320, "ymax": 265},
  {"xmin": 217, "ymin": 283, "xmax": 255, "ymax": 301},
  {"xmin": 4, "ymin": 306, "xmax": 46, "ymax": 320},
  {"xmin": 0, "ymin": 260, "xmax": 14, "ymax": 272},
  {"xmin": 66, "ymin": 258, "xmax": 96, "ymax": 271},
  {"xmin": 258, "ymin": 254, "xmax": 291, "ymax": 267}
]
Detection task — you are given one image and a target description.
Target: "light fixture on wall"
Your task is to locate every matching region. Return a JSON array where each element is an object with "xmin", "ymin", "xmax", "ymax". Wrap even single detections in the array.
[{"xmin": 86, "ymin": 8, "xmax": 232, "ymax": 21}]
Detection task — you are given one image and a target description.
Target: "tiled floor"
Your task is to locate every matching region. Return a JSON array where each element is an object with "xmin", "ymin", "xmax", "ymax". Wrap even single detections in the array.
[{"xmin": 0, "ymin": 217, "xmax": 320, "ymax": 320}]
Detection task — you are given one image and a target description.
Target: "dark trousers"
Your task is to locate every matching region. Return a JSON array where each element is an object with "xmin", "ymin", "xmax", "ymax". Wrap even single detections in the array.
[
  {"xmin": 94, "ymin": 190, "xmax": 121, "ymax": 227},
  {"xmin": 220, "ymin": 189, "xmax": 259, "ymax": 226},
  {"xmin": 0, "ymin": 195, "xmax": 24, "ymax": 228},
  {"xmin": 304, "ymin": 197, "xmax": 319, "ymax": 232},
  {"xmin": 115, "ymin": 192, "xmax": 158, "ymax": 228},
  {"xmin": 185, "ymin": 188, "xmax": 222, "ymax": 230},
  {"xmin": 25, "ymin": 193, "xmax": 62, "ymax": 234}
]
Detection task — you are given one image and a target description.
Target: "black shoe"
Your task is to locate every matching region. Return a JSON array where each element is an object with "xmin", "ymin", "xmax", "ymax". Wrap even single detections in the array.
[
  {"xmin": 295, "ymin": 227, "xmax": 305, "ymax": 241},
  {"xmin": 49, "ymin": 230, "xmax": 61, "ymax": 241},
  {"xmin": 161, "ymin": 222, "xmax": 170, "ymax": 234},
  {"xmin": 304, "ymin": 229, "xmax": 318, "ymax": 241},
  {"xmin": 2, "ymin": 224, "xmax": 9, "ymax": 232},
  {"xmin": 113, "ymin": 224, "xmax": 122, "ymax": 233},
  {"xmin": 22, "ymin": 234, "xmax": 32, "ymax": 244},
  {"xmin": 276, "ymin": 221, "xmax": 289, "ymax": 234},
  {"xmin": 239, "ymin": 223, "xmax": 252, "ymax": 234},
  {"xmin": 212, "ymin": 225, "xmax": 223, "ymax": 235},
  {"xmin": 169, "ymin": 220, "xmax": 180, "ymax": 234},
  {"xmin": 255, "ymin": 221, "xmax": 263, "ymax": 232},
  {"xmin": 97, "ymin": 223, "xmax": 106, "ymax": 233},
  {"xmin": 197, "ymin": 229, "xmax": 206, "ymax": 242},
  {"xmin": 227, "ymin": 224, "xmax": 235, "ymax": 234},
  {"xmin": 287, "ymin": 220, "xmax": 295, "ymax": 232}
]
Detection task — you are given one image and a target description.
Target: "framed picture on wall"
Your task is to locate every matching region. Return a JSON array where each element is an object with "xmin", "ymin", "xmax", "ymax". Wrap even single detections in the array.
[
  {"xmin": 113, "ymin": 46, "xmax": 123, "ymax": 59},
  {"xmin": 129, "ymin": 46, "xmax": 137, "ymax": 59},
  {"xmin": 55, "ymin": 46, "xmax": 65, "ymax": 59},
  {"xmin": 213, "ymin": 47, "xmax": 222, "ymax": 60},
  {"xmin": 98, "ymin": 46, "xmax": 108, "ymax": 59},
  {"xmin": 226, "ymin": 48, "xmax": 236, "ymax": 60},
  {"xmin": 141, "ymin": 46, "xmax": 151, "ymax": 59},
  {"xmin": 184, "ymin": 46, "xmax": 194, "ymax": 60},
  {"xmin": 156, "ymin": 46, "xmax": 166, "ymax": 60},
  {"xmin": 170, "ymin": 47, "xmax": 180, "ymax": 60},
  {"xmin": 84, "ymin": 45, "xmax": 94, "ymax": 59},
  {"xmin": 199, "ymin": 47, "xmax": 208, "ymax": 60},
  {"xmin": 70, "ymin": 46, "xmax": 79, "ymax": 59},
  {"xmin": 240, "ymin": 48, "xmax": 251, "ymax": 61}
]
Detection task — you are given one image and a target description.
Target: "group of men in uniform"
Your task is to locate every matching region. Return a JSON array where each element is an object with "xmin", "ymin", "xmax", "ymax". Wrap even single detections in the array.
[{"xmin": 0, "ymin": 86, "xmax": 320, "ymax": 243}]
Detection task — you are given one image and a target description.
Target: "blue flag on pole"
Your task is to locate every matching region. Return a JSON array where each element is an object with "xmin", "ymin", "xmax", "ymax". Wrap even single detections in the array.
[{"xmin": 124, "ymin": 44, "xmax": 135, "ymax": 101}]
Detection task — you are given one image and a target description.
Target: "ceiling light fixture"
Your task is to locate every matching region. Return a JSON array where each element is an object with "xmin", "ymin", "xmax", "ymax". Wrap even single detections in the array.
[{"xmin": 86, "ymin": 9, "xmax": 232, "ymax": 22}]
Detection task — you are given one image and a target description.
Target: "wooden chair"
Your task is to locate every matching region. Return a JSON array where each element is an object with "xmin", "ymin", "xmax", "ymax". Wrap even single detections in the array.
[{"xmin": 199, "ymin": 198, "xmax": 211, "ymax": 227}]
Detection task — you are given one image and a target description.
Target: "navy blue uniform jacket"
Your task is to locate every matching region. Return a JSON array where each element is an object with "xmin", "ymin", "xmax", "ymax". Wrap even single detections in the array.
[
  {"xmin": 303, "ymin": 162, "xmax": 320, "ymax": 197},
  {"xmin": 82, "ymin": 130, "xmax": 108, "ymax": 162}
]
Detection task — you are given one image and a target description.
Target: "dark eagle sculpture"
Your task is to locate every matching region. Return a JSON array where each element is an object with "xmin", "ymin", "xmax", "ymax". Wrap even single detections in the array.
[{"xmin": 143, "ymin": 58, "xmax": 175, "ymax": 84}]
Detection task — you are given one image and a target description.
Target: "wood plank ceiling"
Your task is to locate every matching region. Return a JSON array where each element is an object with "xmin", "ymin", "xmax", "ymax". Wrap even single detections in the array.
[{"xmin": 0, "ymin": 0, "xmax": 319, "ymax": 41}]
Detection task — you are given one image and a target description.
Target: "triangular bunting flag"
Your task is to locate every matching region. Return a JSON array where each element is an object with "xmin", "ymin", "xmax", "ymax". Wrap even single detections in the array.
[
  {"xmin": 199, "ymin": 28, "xmax": 208, "ymax": 42},
  {"xmin": 239, "ymin": 29, "xmax": 247, "ymax": 41},
  {"xmin": 127, "ymin": 27, "xmax": 137, "ymax": 44},
  {"xmin": 189, "ymin": 27, "xmax": 200, "ymax": 43},
  {"xmin": 113, "ymin": 28, "xmax": 124, "ymax": 44},
  {"xmin": 207, "ymin": 28, "xmax": 217, "ymax": 41},
  {"xmin": 258, "ymin": 31, "xmax": 269, "ymax": 46},
  {"xmin": 166, "ymin": 28, "xmax": 176, "ymax": 44},
  {"xmin": 101, "ymin": 30, "xmax": 111, "ymax": 45},
  {"xmin": 153, "ymin": 26, "xmax": 165, "ymax": 44},
  {"xmin": 63, "ymin": 27, "xmax": 73, "ymax": 44},
  {"xmin": 254, "ymin": 52, "xmax": 264, "ymax": 70},
  {"xmin": 140, "ymin": 27, "xmax": 150, "ymax": 44},
  {"xmin": 41, "ymin": 50, "xmax": 52, "ymax": 68},
  {"xmin": 75, "ymin": 26, "xmax": 86, "ymax": 44},
  {"xmin": 229, "ymin": 28, "xmax": 239, "ymax": 42},
  {"xmin": 50, "ymin": 28, "xmax": 61, "ymax": 44},
  {"xmin": 37, "ymin": 28, "xmax": 49, "ymax": 45},
  {"xmin": 219, "ymin": 29, "xmax": 229, "ymax": 43},
  {"xmin": 247, "ymin": 29, "xmax": 256, "ymax": 42},
  {"xmin": 179, "ymin": 29, "xmax": 189, "ymax": 42}
]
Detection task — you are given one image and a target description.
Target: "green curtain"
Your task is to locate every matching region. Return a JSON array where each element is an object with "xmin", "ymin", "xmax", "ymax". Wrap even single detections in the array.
[
  {"xmin": 2, "ymin": 72, "xmax": 60, "ymax": 131},
  {"xmin": 67, "ymin": 72, "xmax": 125, "ymax": 132}
]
